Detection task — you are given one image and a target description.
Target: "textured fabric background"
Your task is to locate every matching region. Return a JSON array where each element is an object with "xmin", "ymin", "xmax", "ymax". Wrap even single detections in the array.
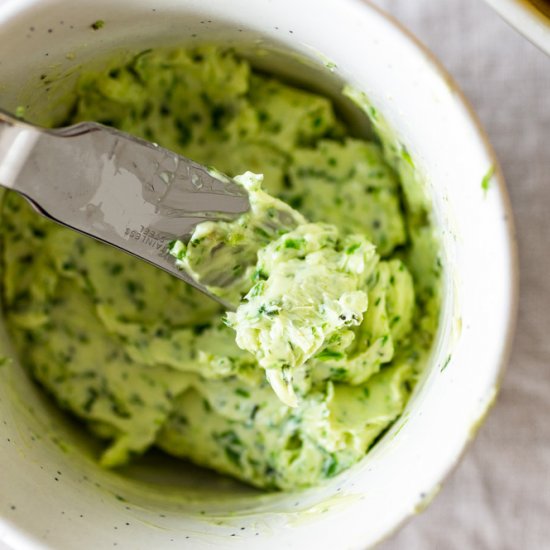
[{"xmin": 371, "ymin": 0, "xmax": 550, "ymax": 549}]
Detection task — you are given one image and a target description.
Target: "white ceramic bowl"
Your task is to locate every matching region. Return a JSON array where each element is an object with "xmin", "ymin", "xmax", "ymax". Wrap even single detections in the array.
[
  {"xmin": 484, "ymin": 0, "xmax": 550, "ymax": 55},
  {"xmin": 0, "ymin": 1, "xmax": 517, "ymax": 548}
]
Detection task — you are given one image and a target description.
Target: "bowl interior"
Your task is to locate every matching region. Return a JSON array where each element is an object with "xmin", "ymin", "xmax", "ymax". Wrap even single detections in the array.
[{"xmin": 0, "ymin": 1, "xmax": 515, "ymax": 549}]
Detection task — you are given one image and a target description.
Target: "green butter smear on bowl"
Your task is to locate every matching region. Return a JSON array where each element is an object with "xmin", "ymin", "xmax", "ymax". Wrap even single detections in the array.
[{"xmin": 0, "ymin": 46, "xmax": 441, "ymax": 490}]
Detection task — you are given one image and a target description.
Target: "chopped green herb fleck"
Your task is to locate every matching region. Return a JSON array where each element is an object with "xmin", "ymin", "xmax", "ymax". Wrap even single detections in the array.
[
  {"xmin": 481, "ymin": 165, "xmax": 495, "ymax": 194},
  {"xmin": 441, "ymin": 354, "xmax": 452, "ymax": 372},
  {"xmin": 401, "ymin": 146, "xmax": 415, "ymax": 168}
]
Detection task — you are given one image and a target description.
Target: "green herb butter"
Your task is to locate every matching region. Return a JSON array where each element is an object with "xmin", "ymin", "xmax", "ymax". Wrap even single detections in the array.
[{"xmin": 0, "ymin": 46, "xmax": 440, "ymax": 490}]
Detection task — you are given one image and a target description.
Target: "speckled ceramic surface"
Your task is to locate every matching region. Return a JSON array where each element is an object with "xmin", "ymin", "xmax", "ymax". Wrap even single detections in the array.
[{"xmin": 0, "ymin": 0, "xmax": 517, "ymax": 548}]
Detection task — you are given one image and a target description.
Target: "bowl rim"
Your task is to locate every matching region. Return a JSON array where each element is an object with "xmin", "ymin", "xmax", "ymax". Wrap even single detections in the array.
[{"xmin": 359, "ymin": 0, "xmax": 519, "ymax": 545}]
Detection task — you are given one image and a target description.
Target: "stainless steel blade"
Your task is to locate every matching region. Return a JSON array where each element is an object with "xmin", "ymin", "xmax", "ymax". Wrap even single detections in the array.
[{"xmin": 0, "ymin": 110, "xmax": 250, "ymax": 310}]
